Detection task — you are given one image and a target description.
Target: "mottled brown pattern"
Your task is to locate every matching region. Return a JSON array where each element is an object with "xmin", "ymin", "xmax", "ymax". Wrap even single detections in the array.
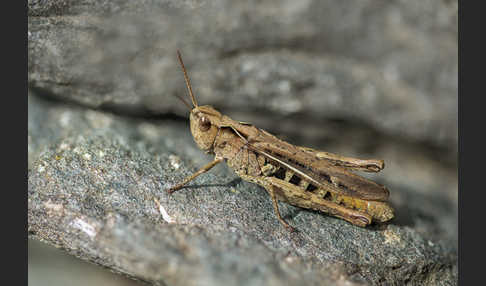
[{"xmin": 168, "ymin": 51, "xmax": 394, "ymax": 229}]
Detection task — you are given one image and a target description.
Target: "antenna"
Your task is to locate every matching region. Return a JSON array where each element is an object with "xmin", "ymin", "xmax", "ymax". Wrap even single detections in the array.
[
  {"xmin": 176, "ymin": 50, "xmax": 198, "ymax": 107},
  {"xmin": 173, "ymin": 94, "xmax": 192, "ymax": 110}
]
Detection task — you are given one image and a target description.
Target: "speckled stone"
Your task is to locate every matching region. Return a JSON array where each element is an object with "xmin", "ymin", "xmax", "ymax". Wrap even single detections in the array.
[{"xmin": 28, "ymin": 94, "xmax": 457, "ymax": 285}]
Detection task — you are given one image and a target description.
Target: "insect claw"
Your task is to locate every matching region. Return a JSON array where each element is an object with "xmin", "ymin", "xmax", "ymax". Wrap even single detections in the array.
[{"xmin": 286, "ymin": 224, "xmax": 297, "ymax": 233}]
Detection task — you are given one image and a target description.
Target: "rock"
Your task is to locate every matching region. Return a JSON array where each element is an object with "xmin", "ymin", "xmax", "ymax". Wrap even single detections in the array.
[
  {"xmin": 28, "ymin": 0, "xmax": 458, "ymax": 150},
  {"xmin": 28, "ymin": 92, "xmax": 199, "ymax": 169},
  {"xmin": 28, "ymin": 238, "xmax": 140, "ymax": 286},
  {"xmin": 28, "ymin": 93, "xmax": 457, "ymax": 285},
  {"xmin": 28, "ymin": 0, "xmax": 458, "ymax": 284}
]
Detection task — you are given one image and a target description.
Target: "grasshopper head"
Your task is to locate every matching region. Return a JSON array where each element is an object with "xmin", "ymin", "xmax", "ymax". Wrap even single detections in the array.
[{"xmin": 189, "ymin": 105, "xmax": 222, "ymax": 152}]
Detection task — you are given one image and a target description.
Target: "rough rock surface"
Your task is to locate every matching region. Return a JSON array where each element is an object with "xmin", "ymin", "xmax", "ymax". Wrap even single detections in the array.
[
  {"xmin": 28, "ymin": 93, "xmax": 457, "ymax": 285},
  {"xmin": 28, "ymin": 1, "xmax": 457, "ymax": 285}
]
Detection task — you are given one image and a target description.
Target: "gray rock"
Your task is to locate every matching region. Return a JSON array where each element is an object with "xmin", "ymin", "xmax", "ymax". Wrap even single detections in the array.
[
  {"xmin": 28, "ymin": 0, "xmax": 458, "ymax": 150},
  {"xmin": 28, "ymin": 93, "xmax": 457, "ymax": 285},
  {"xmin": 28, "ymin": 1, "xmax": 458, "ymax": 284},
  {"xmin": 28, "ymin": 238, "xmax": 141, "ymax": 286}
]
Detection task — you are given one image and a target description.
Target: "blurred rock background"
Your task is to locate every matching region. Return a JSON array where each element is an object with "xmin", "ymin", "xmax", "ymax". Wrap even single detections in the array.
[{"xmin": 28, "ymin": 0, "xmax": 457, "ymax": 285}]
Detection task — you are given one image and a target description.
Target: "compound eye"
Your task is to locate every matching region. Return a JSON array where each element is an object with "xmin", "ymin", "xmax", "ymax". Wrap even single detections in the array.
[{"xmin": 199, "ymin": 116, "xmax": 211, "ymax": 131}]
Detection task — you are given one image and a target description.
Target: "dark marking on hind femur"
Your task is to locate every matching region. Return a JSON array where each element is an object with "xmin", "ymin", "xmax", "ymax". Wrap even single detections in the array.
[
  {"xmin": 289, "ymin": 174, "xmax": 301, "ymax": 185},
  {"xmin": 323, "ymin": 191, "xmax": 332, "ymax": 200},
  {"xmin": 306, "ymin": 184, "xmax": 317, "ymax": 192},
  {"xmin": 274, "ymin": 168, "xmax": 286, "ymax": 180}
]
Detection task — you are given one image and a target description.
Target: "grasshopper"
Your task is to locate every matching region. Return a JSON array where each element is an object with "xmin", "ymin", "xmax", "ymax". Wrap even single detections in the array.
[{"xmin": 167, "ymin": 50, "xmax": 394, "ymax": 230}]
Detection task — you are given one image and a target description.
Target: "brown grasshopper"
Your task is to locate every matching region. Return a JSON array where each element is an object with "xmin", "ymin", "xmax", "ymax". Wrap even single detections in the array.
[{"xmin": 167, "ymin": 50, "xmax": 394, "ymax": 230}]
